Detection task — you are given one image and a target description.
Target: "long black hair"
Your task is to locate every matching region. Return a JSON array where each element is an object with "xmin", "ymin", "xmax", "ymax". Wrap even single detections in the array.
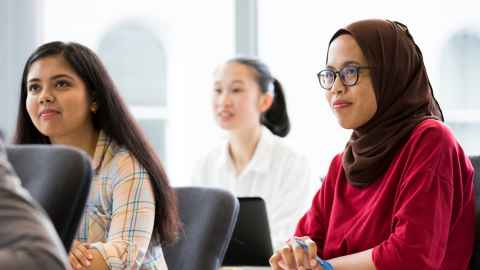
[
  {"xmin": 14, "ymin": 41, "xmax": 180, "ymax": 243},
  {"xmin": 228, "ymin": 57, "xmax": 290, "ymax": 137}
]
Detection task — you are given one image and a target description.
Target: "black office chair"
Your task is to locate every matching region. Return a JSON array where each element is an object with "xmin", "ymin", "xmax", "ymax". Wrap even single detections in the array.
[
  {"xmin": 6, "ymin": 144, "xmax": 92, "ymax": 252},
  {"xmin": 471, "ymin": 156, "xmax": 480, "ymax": 269},
  {"xmin": 163, "ymin": 187, "xmax": 240, "ymax": 270}
]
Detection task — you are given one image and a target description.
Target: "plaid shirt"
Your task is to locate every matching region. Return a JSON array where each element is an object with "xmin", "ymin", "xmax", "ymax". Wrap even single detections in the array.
[{"xmin": 76, "ymin": 131, "xmax": 167, "ymax": 269}]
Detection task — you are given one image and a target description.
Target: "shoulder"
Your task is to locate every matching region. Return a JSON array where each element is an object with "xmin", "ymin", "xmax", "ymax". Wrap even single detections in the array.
[
  {"xmin": 99, "ymin": 141, "xmax": 148, "ymax": 182},
  {"xmin": 266, "ymin": 136, "xmax": 312, "ymax": 180},
  {"xmin": 0, "ymin": 147, "xmax": 23, "ymax": 191},
  {"xmin": 268, "ymin": 134, "xmax": 308, "ymax": 163},
  {"xmin": 404, "ymin": 119, "xmax": 458, "ymax": 152},
  {"xmin": 411, "ymin": 119, "xmax": 454, "ymax": 139},
  {"xmin": 262, "ymin": 135, "xmax": 313, "ymax": 188},
  {"xmin": 395, "ymin": 119, "xmax": 470, "ymax": 179}
]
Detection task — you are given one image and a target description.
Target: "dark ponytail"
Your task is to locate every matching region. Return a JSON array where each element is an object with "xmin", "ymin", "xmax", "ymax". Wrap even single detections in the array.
[
  {"xmin": 261, "ymin": 78, "xmax": 290, "ymax": 137},
  {"xmin": 228, "ymin": 57, "xmax": 291, "ymax": 137}
]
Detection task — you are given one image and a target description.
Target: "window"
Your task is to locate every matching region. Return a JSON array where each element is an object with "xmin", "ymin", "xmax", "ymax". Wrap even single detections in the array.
[
  {"xmin": 97, "ymin": 21, "xmax": 167, "ymax": 160},
  {"xmin": 438, "ymin": 29, "xmax": 480, "ymax": 155}
]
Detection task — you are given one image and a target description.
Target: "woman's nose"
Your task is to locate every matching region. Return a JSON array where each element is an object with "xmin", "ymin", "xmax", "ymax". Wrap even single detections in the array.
[
  {"xmin": 38, "ymin": 88, "xmax": 56, "ymax": 104},
  {"xmin": 218, "ymin": 93, "xmax": 232, "ymax": 106},
  {"xmin": 331, "ymin": 76, "xmax": 346, "ymax": 94}
]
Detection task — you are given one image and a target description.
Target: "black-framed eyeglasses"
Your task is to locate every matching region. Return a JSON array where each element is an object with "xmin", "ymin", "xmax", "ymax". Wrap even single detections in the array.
[{"xmin": 317, "ymin": 65, "xmax": 373, "ymax": 91}]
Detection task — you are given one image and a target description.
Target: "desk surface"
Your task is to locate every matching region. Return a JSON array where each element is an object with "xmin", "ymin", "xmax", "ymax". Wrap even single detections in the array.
[{"xmin": 222, "ymin": 267, "xmax": 270, "ymax": 270}]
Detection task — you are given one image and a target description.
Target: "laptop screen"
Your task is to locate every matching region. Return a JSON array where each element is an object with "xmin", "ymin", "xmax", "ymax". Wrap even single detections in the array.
[{"xmin": 222, "ymin": 197, "xmax": 274, "ymax": 266}]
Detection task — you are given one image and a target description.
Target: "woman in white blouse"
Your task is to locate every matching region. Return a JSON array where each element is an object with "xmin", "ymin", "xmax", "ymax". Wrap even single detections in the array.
[{"xmin": 192, "ymin": 57, "xmax": 315, "ymax": 249}]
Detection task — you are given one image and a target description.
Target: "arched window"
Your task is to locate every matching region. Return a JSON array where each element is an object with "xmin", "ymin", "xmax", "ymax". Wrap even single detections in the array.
[
  {"xmin": 97, "ymin": 21, "xmax": 167, "ymax": 160},
  {"xmin": 438, "ymin": 29, "xmax": 480, "ymax": 155}
]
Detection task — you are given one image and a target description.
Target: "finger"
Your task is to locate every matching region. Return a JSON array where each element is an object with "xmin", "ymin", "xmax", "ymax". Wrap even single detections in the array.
[
  {"xmin": 279, "ymin": 244, "xmax": 296, "ymax": 269},
  {"xmin": 278, "ymin": 259, "xmax": 288, "ymax": 270},
  {"xmin": 304, "ymin": 238, "xmax": 319, "ymax": 268},
  {"xmin": 76, "ymin": 243, "xmax": 93, "ymax": 260},
  {"xmin": 269, "ymin": 251, "xmax": 284, "ymax": 270},
  {"xmin": 72, "ymin": 248, "xmax": 91, "ymax": 267},
  {"xmin": 69, "ymin": 253, "xmax": 83, "ymax": 269},
  {"xmin": 288, "ymin": 238, "xmax": 307, "ymax": 269},
  {"xmin": 70, "ymin": 240, "xmax": 81, "ymax": 254}
]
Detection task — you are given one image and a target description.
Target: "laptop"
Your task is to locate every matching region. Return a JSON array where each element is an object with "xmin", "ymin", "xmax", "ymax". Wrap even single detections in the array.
[{"xmin": 222, "ymin": 197, "xmax": 274, "ymax": 266}]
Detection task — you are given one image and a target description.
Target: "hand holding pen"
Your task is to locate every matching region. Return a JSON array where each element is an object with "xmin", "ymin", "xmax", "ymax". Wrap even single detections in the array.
[{"xmin": 269, "ymin": 236, "xmax": 334, "ymax": 270}]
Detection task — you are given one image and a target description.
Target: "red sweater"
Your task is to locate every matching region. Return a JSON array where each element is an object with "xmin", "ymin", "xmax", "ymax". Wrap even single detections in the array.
[{"xmin": 295, "ymin": 119, "xmax": 475, "ymax": 270}]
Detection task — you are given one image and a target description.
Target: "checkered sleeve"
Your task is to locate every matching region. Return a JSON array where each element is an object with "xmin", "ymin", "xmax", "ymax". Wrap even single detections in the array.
[{"xmin": 90, "ymin": 152, "xmax": 156, "ymax": 270}]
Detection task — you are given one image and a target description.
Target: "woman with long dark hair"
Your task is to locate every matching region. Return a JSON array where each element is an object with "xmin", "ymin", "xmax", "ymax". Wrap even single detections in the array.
[
  {"xmin": 14, "ymin": 41, "xmax": 180, "ymax": 270},
  {"xmin": 269, "ymin": 19, "xmax": 474, "ymax": 270},
  {"xmin": 192, "ymin": 57, "xmax": 315, "ymax": 250}
]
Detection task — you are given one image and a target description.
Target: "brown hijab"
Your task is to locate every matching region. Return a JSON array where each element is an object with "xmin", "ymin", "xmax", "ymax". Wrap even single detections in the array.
[{"xmin": 327, "ymin": 19, "xmax": 443, "ymax": 186}]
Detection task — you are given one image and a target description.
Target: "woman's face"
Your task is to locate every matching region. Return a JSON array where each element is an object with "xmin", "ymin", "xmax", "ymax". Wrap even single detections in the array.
[
  {"xmin": 325, "ymin": 34, "xmax": 377, "ymax": 129},
  {"xmin": 25, "ymin": 55, "xmax": 95, "ymax": 140},
  {"xmin": 212, "ymin": 62, "xmax": 272, "ymax": 132}
]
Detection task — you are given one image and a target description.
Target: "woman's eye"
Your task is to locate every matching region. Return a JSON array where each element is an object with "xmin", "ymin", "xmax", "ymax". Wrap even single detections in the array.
[
  {"xmin": 232, "ymin": 88, "xmax": 242, "ymax": 93},
  {"xmin": 325, "ymin": 72, "xmax": 335, "ymax": 80},
  {"xmin": 344, "ymin": 67, "xmax": 357, "ymax": 76},
  {"xmin": 55, "ymin": 80, "xmax": 70, "ymax": 88},
  {"xmin": 214, "ymin": 88, "xmax": 222, "ymax": 94},
  {"xmin": 28, "ymin": 84, "xmax": 41, "ymax": 93}
]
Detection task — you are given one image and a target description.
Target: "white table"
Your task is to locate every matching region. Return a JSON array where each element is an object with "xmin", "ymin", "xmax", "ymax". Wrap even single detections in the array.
[{"xmin": 221, "ymin": 267, "xmax": 270, "ymax": 270}]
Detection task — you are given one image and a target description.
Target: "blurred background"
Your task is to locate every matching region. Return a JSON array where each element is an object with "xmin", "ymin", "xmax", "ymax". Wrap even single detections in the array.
[{"xmin": 1, "ymin": 0, "xmax": 479, "ymax": 186}]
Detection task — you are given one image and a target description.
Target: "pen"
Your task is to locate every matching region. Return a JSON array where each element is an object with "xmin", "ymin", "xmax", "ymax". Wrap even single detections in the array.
[{"xmin": 294, "ymin": 238, "xmax": 334, "ymax": 270}]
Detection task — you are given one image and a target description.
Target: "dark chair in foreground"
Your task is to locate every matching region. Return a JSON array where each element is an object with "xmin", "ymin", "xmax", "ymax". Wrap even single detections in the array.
[
  {"xmin": 163, "ymin": 187, "xmax": 239, "ymax": 270},
  {"xmin": 6, "ymin": 144, "xmax": 92, "ymax": 252},
  {"xmin": 471, "ymin": 156, "xmax": 480, "ymax": 269}
]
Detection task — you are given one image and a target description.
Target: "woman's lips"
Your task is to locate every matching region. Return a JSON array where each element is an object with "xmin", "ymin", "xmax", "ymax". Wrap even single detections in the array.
[
  {"xmin": 217, "ymin": 111, "xmax": 234, "ymax": 121},
  {"xmin": 332, "ymin": 100, "xmax": 352, "ymax": 109},
  {"xmin": 39, "ymin": 109, "xmax": 60, "ymax": 119}
]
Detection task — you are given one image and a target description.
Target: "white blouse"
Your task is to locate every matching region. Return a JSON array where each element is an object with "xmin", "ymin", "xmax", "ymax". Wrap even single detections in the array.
[{"xmin": 191, "ymin": 127, "xmax": 316, "ymax": 250}]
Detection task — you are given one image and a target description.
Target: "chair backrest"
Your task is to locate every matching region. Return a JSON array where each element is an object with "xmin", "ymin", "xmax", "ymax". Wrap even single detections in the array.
[
  {"xmin": 471, "ymin": 156, "xmax": 480, "ymax": 269},
  {"xmin": 6, "ymin": 144, "xmax": 92, "ymax": 252},
  {"xmin": 163, "ymin": 187, "xmax": 239, "ymax": 270}
]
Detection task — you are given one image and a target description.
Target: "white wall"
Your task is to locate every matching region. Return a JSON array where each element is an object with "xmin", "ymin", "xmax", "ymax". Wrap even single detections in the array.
[
  {"xmin": 41, "ymin": 0, "xmax": 235, "ymax": 186},
  {"xmin": 257, "ymin": 0, "xmax": 480, "ymax": 179},
  {"xmin": 37, "ymin": 0, "xmax": 480, "ymax": 186},
  {"xmin": 0, "ymin": 0, "xmax": 43, "ymax": 140}
]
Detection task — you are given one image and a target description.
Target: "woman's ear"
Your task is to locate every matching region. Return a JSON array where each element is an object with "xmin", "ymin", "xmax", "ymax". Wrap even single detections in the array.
[
  {"xmin": 90, "ymin": 102, "xmax": 98, "ymax": 113},
  {"xmin": 258, "ymin": 93, "xmax": 274, "ymax": 113},
  {"xmin": 90, "ymin": 92, "xmax": 98, "ymax": 113}
]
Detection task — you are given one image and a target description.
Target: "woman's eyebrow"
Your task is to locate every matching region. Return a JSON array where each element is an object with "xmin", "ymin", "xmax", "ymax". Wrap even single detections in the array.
[
  {"xmin": 50, "ymin": 74, "xmax": 75, "ymax": 81},
  {"xmin": 27, "ymin": 78, "xmax": 41, "ymax": 83},
  {"xmin": 326, "ymin": 60, "xmax": 363, "ymax": 69},
  {"xmin": 27, "ymin": 74, "xmax": 75, "ymax": 83},
  {"xmin": 231, "ymin": 80, "xmax": 244, "ymax": 84}
]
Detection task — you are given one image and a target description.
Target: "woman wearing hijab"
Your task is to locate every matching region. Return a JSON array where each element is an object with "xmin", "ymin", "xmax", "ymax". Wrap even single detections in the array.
[{"xmin": 269, "ymin": 19, "xmax": 474, "ymax": 270}]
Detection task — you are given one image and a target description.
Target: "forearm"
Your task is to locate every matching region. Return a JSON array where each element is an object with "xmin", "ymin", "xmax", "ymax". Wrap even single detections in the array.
[
  {"xmin": 87, "ymin": 238, "xmax": 151, "ymax": 270},
  {"xmin": 328, "ymin": 249, "xmax": 376, "ymax": 270}
]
